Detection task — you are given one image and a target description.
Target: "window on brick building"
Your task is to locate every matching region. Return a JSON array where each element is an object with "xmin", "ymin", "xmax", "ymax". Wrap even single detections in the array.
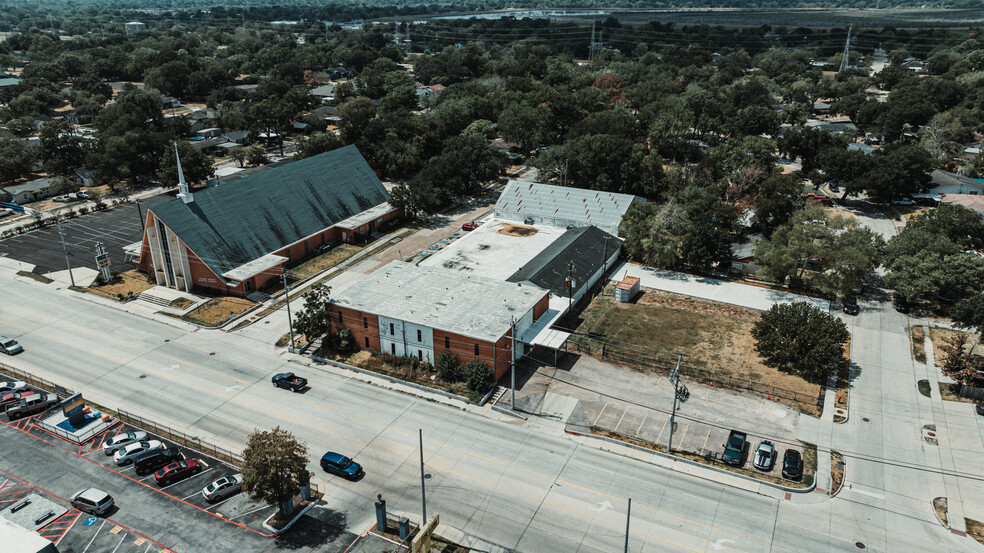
[
  {"xmin": 445, "ymin": 336, "xmax": 450, "ymax": 349},
  {"xmin": 474, "ymin": 344, "xmax": 479, "ymax": 356},
  {"xmin": 364, "ymin": 336, "xmax": 369, "ymax": 348},
  {"xmin": 417, "ymin": 350, "xmax": 422, "ymax": 361},
  {"xmin": 390, "ymin": 323, "xmax": 394, "ymax": 335},
  {"xmin": 391, "ymin": 343, "xmax": 395, "ymax": 354},
  {"xmin": 417, "ymin": 329, "xmax": 422, "ymax": 342},
  {"xmin": 338, "ymin": 311, "xmax": 342, "ymax": 323},
  {"xmin": 363, "ymin": 317, "xmax": 368, "ymax": 329}
]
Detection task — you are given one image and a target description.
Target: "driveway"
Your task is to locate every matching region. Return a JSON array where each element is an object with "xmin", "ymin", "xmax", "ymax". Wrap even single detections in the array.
[{"xmin": 611, "ymin": 262, "xmax": 831, "ymax": 312}]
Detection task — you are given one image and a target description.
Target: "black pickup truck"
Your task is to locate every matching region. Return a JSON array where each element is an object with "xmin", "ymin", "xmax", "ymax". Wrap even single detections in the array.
[
  {"xmin": 5, "ymin": 393, "xmax": 59, "ymax": 420},
  {"xmin": 271, "ymin": 372, "xmax": 307, "ymax": 392},
  {"xmin": 722, "ymin": 430, "xmax": 747, "ymax": 466}
]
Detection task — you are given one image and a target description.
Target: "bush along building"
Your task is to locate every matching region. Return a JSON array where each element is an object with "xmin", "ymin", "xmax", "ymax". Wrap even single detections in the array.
[{"xmin": 136, "ymin": 145, "xmax": 401, "ymax": 297}]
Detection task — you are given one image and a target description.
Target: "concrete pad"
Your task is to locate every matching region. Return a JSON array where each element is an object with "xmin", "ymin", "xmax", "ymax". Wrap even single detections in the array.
[
  {"xmin": 419, "ymin": 219, "xmax": 565, "ymax": 280},
  {"xmin": 0, "ymin": 255, "xmax": 36, "ymax": 273},
  {"xmin": 611, "ymin": 262, "xmax": 830, "ymax": 312},
  {"xmin": 44, "ymin": 266, "xmax": 99, "ymax": 287}
]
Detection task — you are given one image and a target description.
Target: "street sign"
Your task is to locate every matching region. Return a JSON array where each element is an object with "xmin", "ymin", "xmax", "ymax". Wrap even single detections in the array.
[{"xmin": 412, "ymin": 514, "xmax": 440, "ymax": 553}]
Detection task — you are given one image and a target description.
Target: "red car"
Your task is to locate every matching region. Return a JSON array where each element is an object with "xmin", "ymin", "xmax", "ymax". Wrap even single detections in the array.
[
  {"xmin": 0, "ymin": 390, "xmax": 36, "ymax": 408},
  {"xmin": 461, "ymin": 222, "xmax": 479, "ymax": 231},
  {"xmin": 154, "ymin": 459, "xmax": 202, "ymax": 486}
]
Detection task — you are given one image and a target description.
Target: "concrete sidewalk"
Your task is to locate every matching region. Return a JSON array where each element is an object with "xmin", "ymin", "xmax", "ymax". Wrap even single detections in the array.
[{"xmin": 612, "ymin": 262, "xmax": 831, "ymax": 312}]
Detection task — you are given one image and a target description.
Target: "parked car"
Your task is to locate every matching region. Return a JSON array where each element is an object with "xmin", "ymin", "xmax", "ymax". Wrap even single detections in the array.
[
  {"xmin": 891, "ymin": 198, "xmax": 916, "ymax": 206},
  {"xmin": 0, "ymin": 390, "xmax": 37, "ymax": 408},
  {"xmin": 102, "ymin": 431, "xmax": 149, "ymax": 455},
  {"xmin": 320, "ymin": 451, "xmax": 364, "ymax": 480},
  {"xmin": 114, "ymin": 440, "xmax": 163, "ymax": 465},
  {"xmin": 843, "ymin": 296, "xmax": 859, "ymax": 315},
  {"xmin": 154, "ymin": 459, "xmax": 202, "ymax": 486},
  {"xmin": 722, "ymin": 430, "xmax": 747, "ymax": 466},
  {"xmin": 133, "ymin": 447, "xmax": 183, "ymax": 476},
  {"xmin": 70, "ymin": 488, "xmax": 114, "ymax": 516},
  {"xmin": 828, "ymin": 184, "xmax": 840, "ymax": 193},
  {"xmin": 461, "ymin": 222, "xmax": 480, "ymax": 231},
  {"xmin": 271, "ymin": 372, "xmax": 307, "ymax": 392},
  {"xmin": 5, "ymin": 393, "xmax": 58, "ymax": 420},
  {"xmin": 752, "ymin": 440, "xmax": 776, "ymax": 471},
  {"xmin": 75, "ymin": 190, "xmax": 91, "ymax": 199},
  {"xmin": 781, "ymin": 449, "xmax": 803, "ymax": 480},
  {"xmin": 893, "ymin": 294, "xmax": 910, "ymax": 314},
  {"xmin": 201, "ymin": 473, "xmax": 244, "ymax": 503},
  {"xmin": 0, "ymin": 336, "xmax": 23, "ymax": 355},
  {"xmin": 0, "ymin": 380, "xmax": 27, "ymax": 394},
  {"xmin": 52, "ymin": 195, "xmax": 72, "ymax": 202},
  {"xmin": 976, "ymin": 402, "xmax": 984, "ymax": 416}
]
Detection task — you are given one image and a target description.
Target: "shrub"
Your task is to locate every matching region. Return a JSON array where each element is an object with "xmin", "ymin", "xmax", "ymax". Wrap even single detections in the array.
[
  {"xmin": 448, "ymin": 382, "xmax": 469, "ymax": 397},
  {"xmin": 435, "ymin": 351, "xmax": 464, "ymax": 382},
  {"xmin": 464, "ymin": 360, "xmax": 495, "ymax": 398}
]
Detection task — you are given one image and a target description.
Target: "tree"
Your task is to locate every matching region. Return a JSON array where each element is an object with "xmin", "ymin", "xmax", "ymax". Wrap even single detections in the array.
[
  {"xmin": 246, "ymin": 144, "xmax": 269, "ymax": 167},
  {"xmin": 756, "ymin": 174, "xmax": 801, "ymax": 235},
  {"xmin": 144, "ymin": 60, "xmax": 192, "ymax": 98},
  {"xmin": 39, "ymin": 120, "xmax": 89, "ymax": 177},
  {"xmin": 952, "ymin": 294, "xmax": 984, "ymax": 339},
  {"xmin": 292, "ymin": 284, "xmax": 332, "ymax": 342},
  {"xmin": 241, "ymin": 427, "xmax": 309, "ymax": 517},
  {"xmin": 464, "ymin": 360, "xmax": 495, "ymax": 400},
  {"xmin": 229, "ymin": 146, "xmax": 247, "ymax": 168},
  {"xmin": 906, "ymin": 202, "xmax": 984, "ymax": 249},
  {"xmin": 336, "ymin": 97, "xmax": 376, "ymax": 145},
  {"xmin": 248, "ymin": 97, "xmax": 295, "ymax": 156},
  {"xmin": 435, "ymin": 351, "xmax": 464, "ymax": 383},
  {"xmin": 294, "ymin": 132, "xmax": 344, "ymax": 160},
  {"xmin": 0, "ymin": 138, "xmax": 34, "ymax": 184},
  {"xmin": 937, "ymin": 334, "xmax": 984, "ymax": 387},
  {"xmin": 156, "ymin": 142, "xmax": 214, "ymax": 189},
  {"xmin": 752, "ymin": 302, "xmax": 849, "ymax": 384}
]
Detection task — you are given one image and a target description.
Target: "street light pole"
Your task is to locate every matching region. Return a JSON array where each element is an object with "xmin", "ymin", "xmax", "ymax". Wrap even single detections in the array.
[
  {"xmin": 510, "ymin": 316, "xmax": 516, "ymax": 410},
  {"xmin": 667, "ymin": 355, "xmax": 682, "ymax": 453},
  {"xmin": 624, "ymin": 497, "xmax": 631, "ymax": 553},
  {"xmin": 282, "ymin": 267, "xmax": 295, "ymax": 352},
  {"xmin": 56, "ymin": 217, "xmax": 75, "ymax": 287},
  {"xmin": 419, "ymin": 429, "xmax": 427, "ymax": 525}
]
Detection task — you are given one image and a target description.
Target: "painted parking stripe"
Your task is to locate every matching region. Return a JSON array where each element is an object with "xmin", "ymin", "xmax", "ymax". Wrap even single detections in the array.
[
  {"xmin": 613, "ymin": 408, "xmax": 628, "ymax": 432},
  {"xmin": 82, "ymin": 519, "xmax": 107, "ymax": 553},
  {"xmin": 111, "ymin": 532, "xmax": 129, "ymax": 553},
  {"xmin": 635, "ymin": 411, "xmax": 649, "ymax": 435},
  {"xmin": 159, "ymin": 468, "xmax": 213, "ymax": 491},
  {"xmin": 202, "ymin": 494, "xmax": 238, "ymax": 511},
  {"xmin": 592, "ymin": 402, "xmax": 608, "ymax": 426}
]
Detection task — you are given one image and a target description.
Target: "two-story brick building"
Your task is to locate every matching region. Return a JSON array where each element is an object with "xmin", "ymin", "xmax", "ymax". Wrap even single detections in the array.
[
  {"xmin": 136, "ymin": 145, "xmax": 401, "ymax": 297},
  {"xmin": 328, "ymin": 261, "xmax": 550, "ymax": 379}
]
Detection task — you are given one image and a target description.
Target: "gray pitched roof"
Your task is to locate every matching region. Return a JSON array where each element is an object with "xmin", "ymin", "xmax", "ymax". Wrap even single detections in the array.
[
  {"xmin": 506, "ymin": 226, "xmax": 619, "ymax": 297},
  {"xmin": 149, "ymin": 145, "xmax": 389, "ymax": 279},
  {"xmin": 494, "ymin": 181, "xmax": 645, "ymax": 235}
]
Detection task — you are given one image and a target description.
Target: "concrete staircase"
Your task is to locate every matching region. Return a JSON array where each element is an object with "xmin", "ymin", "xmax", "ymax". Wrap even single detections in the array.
[
  {"xmin": 246, "ymin": 291, "xmax": 273, "ymax": 303},
  {"xmin": 136, "ymin": 292, "xmax": 172, "ymax": 307},
  {"xmin": 489, "ymin": 385, "xmax": 508, "ymax": 406}
]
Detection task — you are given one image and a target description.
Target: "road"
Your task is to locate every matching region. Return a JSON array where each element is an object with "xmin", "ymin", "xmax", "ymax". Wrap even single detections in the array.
[{"xmin": 1, "ymin": 265, "xmax": 977, "ymax": 552}]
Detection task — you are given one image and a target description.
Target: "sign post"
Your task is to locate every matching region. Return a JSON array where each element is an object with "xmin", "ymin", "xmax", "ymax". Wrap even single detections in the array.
[
  {"xmin": 411, "ymin": 514, "xmax": 440, "ymax": 553},
  {"xmin": 95, "ymin": 242, "xmax": 112, "ymax": 283},
  {"xmin": 61, "ymin": 393, "xmax": 86, "ymax": 426}
]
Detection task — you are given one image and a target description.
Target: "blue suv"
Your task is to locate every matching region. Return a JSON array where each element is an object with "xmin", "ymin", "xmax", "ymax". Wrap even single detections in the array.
[{"xmin": 320, "ymin": 451, "xmax": 364, "ymax": 480}]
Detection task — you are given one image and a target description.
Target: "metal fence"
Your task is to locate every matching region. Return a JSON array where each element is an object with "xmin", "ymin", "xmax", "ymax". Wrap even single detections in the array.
[
  {"xmin": 569, "ymin": 337, "xmax": 823, "ymax": 408},
  {"xmin": 116, "ymin": 409, "xmax": 244, "ymax": 465},
  {"xmin": 0, "ymin": 362, "xmax": 73, "ymax": 398},
  {"xmin": 958, "ymin": 383, "xmax": 984, "ymax": 401}
]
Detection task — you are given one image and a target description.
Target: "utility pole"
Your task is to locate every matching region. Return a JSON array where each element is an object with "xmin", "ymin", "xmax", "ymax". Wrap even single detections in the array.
[
  {"xmin": 282, "ymin": 267, "xmax": 295, "ymax": 352},
  {"xmin": 624, "ymin": 497, "xmax": 632, "ymax": 553},
  {"xmin": 666, "ymin": 356, "xmax": 683, "ymax": 452},
  {"xmin": 419, "ymin": 429, "xmax": 427, "ymax": 525},
  {"xmin": 56, "ymin": 217, "xmax": 75, "ymax": 287},
  {"xmin": 600, "ymin": 236, "xmax": 610, "ymax": 285},
  {"xmin": 135, "ymin": 198, "xmax": 143, "ymax": 229},
  {"xmin": 838, "ymin": 25, "xmax": 853, "ymax": 74},
  {"xmin": 510, "ymin": 316, "xmax": 516, "ymax": 410},
  {"xmin": 565, "ymin": 261, "xmax": 576, "ymax": 323}
]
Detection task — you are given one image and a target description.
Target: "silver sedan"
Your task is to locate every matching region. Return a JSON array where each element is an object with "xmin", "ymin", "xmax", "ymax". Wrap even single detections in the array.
[{"xmin": 102, "ymin": 431, "xmax": 149, "ymax": 455}]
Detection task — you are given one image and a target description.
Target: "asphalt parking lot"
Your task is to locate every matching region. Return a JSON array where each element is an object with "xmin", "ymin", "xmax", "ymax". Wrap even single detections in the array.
[
  {"xmin": 0, "ymin": 193, "xmax": 171, "ymax": 274},
  {"xmin": 0, "ymin": 396, "xmax": 357, "ymax": 553}
]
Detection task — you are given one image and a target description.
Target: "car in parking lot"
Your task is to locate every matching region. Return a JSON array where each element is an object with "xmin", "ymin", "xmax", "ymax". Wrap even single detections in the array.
[
  {"xmin": 0, "ymin": 380, "xmax": 28, "ymax": 394},
  {"xmin": 782, "ymin": 449, "xmax": 803, "ymax": 480},
  {"xmin": 752, "ymin": 440, "xmax": 776, "ymax": 471},
  {"xmin": 0, "ymin": 390, "xmax": 37, "ymax": 408},
  {"xmin": 75, "ymin": 190, "xmax": 91, "ymax": 199},
  {"xmin": 0, "ymin": 336, "xmax": 24, "ymax": 355},
  {"xmin": 5, "ymin": 393, "xmax": 58, "ymax": 420},
  {"xmin": 320, "ymin": 451, "xmax": 364, "ymax": 480},
  {"xmin": 155, "ymin": 459, "xmax": 202, "ymax": 486},
  {"xmin": 461, "ymin": 221, "xmax": 480, "ymax": 231},
  {"xmin": 114, "ymin": 440, "xmax": 163, "ymax": 465},
  {"xmin": 202, "ymin": 473, "xmax": 244, "ymax": 502},
  {"xmin": 133, "ymin": 447, "xmax": 183, "ymax": 476},
  {"xmin": 102, "ymin": 431, "xmax": 149, "ymax": 455},
  {"xmin": 893, "ymin": 294, "xmax": 910, "ymax": 314},
  {"xmin": 843, "ymin": 296, "xmax": 859, "ymax": 315},
  {"xmin": 891, "ymin": 198, "xmax": 916, "ymax": 206},
  {"xmin": 70, "ymin": 488, "xmax": 114, "ymax": 516}
]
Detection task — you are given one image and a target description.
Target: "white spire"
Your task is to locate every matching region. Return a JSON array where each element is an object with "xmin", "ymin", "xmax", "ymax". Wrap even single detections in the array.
[{"xmin": 174, "ymin": 143, "xmax": 192, "ymax": 204}]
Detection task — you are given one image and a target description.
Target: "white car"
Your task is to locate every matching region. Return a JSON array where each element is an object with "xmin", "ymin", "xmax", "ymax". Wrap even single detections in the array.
[
  {"xmin": 52, "ymin": 195, "xmax": 72, "ymax": 203},
  {"xmin": 114, "ymin": 440, "xmax": 163, "ymax": 465},
  {"xmin": 102, "ymin": 431, "xmax": 149, "ymax": 455},
  {"xmin": 201, "ymin": 473, "xmax": 244, "ymax": 503},
  {"xmin": 892, "ymin": 198, "xmax": 916, "ymax": 206},
  {"xmin": 0, "ymin": 336, "xmax": 23, "ymax": 355},
  {"xmin": 0, "ymin": 381, "xmax": 27, "ymax": 394}
]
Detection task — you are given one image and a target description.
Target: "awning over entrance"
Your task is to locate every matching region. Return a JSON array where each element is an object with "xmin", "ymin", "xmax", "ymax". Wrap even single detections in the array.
[
  {"xmin": 519, "ymin": 299, "xmax": 571, "ymax": 349},
  {"xmin": 221, "ymin": 253, "xmax": 287, "ymax": 282}
]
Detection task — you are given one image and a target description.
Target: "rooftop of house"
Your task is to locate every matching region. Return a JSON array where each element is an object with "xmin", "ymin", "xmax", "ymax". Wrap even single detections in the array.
[{"xmin": 330, "ymin": 261, "xmax": 549, "ymax": 343}]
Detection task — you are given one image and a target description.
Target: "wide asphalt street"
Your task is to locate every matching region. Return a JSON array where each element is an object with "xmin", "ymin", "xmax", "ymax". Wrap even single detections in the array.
[{"xmin": 0, "ymin": 258, "xmax": 977, "ymax": 552}]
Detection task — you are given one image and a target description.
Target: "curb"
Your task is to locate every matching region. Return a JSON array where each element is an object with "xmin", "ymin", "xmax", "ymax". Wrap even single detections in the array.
[
  {"xmin": 491, "ymin": 404, "xmax": 528, "ymax": 420},
  {"xmin": 304, "ymin": 355, "xmax": 474, "ymax": 405},
  {"xmin": 261, "ymin": 499, "xmax": 319, "ymax": 534},
  {"xmin": 830, "ymin": 454, "xmax": 846, "ymax": 498},
  {"xmin": 572, "ymin": 430, "xmax": 817, "ymax": 495}
]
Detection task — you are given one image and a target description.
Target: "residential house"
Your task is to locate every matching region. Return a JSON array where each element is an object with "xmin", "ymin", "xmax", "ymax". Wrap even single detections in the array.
[{"xmin": 0, "ymin": 177, "xmax": 57, "ymax": 204}]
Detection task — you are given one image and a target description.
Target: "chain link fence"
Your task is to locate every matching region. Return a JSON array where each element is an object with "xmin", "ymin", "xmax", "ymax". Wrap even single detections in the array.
[{"xmin": 116, "ymin": 409, "xmax": 244, "ymax": 465}]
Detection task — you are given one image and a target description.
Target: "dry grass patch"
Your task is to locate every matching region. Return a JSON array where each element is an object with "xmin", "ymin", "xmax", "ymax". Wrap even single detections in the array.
[
  {"xmin": 572, "ymin": 287, "xmax": 822, "ymax": 416},
  {"xmin": 910, "ymin": 326, "xmax": 926, "ymax": 363},
  {"xmin": 168, "ymin": 297, "xmax": 193, "ymax": 309},
  {"xmin": 287, "ymin": 244, "xmax": 362, "ymax": 281},
  {"xmin": 934, "ymin": 497, "xmax": 948, "ymax": 527},
  {"xmin": 938, "ymin": 381, "xmax": 977, "ymax": 404},
  {"xmin": 88, "ymin": 269, "xmax": 156, "ymax": 301},
  {"xmin": 930, "ymin": 327, "xmax": 984, "ymax": 357},
  {"xmin": 833, "ymin": 336, "xmax": 852, "ymax": 422},
  {"xmin": 181, "ymin": 296, "xmax": 255, "ymax": 327},
  {"xmin": 831, "ymin": 450, "xmax": 845, "ymax": 495},
  {"xmin": 965, "ymin": 518, "xmax": 984, "ymax": 545},
  {"xmin": 16, "ymin": 270, "xmax": 53, "ymax": 284}
]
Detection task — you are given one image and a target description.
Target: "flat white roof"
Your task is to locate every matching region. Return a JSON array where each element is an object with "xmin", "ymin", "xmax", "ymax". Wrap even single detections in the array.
[
  {"xmin": 330, "ymin": 261, "xmax": 548, "ymax": 343},
  {"xmin": 494, "ymin": 180, "xmax": 644, "ymax": 234},
  {"xmin": 334, "ymin": 202, "xmax": 395, "ymax": 230},
  {"xmin": 222, "ymin": 253, "xmax": 286, "ymax": 281},
  {"xmin": 419, "ymin": 219, "xmax": 566, "ymax": 280}
]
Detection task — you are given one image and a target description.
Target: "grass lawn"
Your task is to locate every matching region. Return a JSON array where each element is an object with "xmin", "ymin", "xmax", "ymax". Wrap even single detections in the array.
[
  {"xmin": 930, "ymin": 327, "xmax": 984, "ymax": 357},
  {"xmin": 966, "ymin": 518, "xmax": 984, "ymax": 546},
  {"xmin": 88, "ymin": 269, "xmax": 156, "ymax": 301},
  {"xmin": 938, "ymin": 381, "xmax": 976, "ymax": 404},
  {"xmin": 288, "ymin": 244, "xmax": 363, "ymax": 281},
  {"xmin": 833, "ymin": 336, "xmax": 852, "ymax": 422},
  {"xmin": 180, "ymin": 296, "xmax": 255, "ymax": 327},
  {"xmin": 831, "ymin": 451, "xmax": 844, "ymax": 494},
  {"xmin": 16, "ymin": 270, "xmax": 53, "ymax": 284},
  {"xmin": 169, "ymin": 297, "xmax": 193, "ymax": 309},
  {"xmin": 911, "ymin": 326, "xmax": 926, "ymax": 363},
  {"xmin": 572, "ymin": 287, "xmax": 823, "ymax": 416}
]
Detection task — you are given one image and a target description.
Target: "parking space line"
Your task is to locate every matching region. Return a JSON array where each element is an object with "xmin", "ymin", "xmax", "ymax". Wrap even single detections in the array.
[
  {"xmin": 180, "ymin": 491, "xmax": 202, "ymax": 501},
  {"xmin": 203, "ymin": 495, "xmax": 236, "ymax": 511},
  {"xmin": 159, "ymin": 468, "xmax": 214, "ymax": 491},
  {"xmin": 111, "ymin": 532, "xmax": 129, "ymax": 553},
  {"xmin": 592, "ymin": 402, "xmax": 609, "ymax": 426},
  {"xmin": 679, "ymin": 423, "xmax": 690, "ymax": 447},
  {"xmin": 636, "ymin": 411, "xmax": 649, "ymax": 435},
  {"xmin": 82, "ymin": 519, "xmax": 107, "ymax": 553},
  {"xmin": 700, "ymin": 429, "xmax": 711, "ymax": 455},
  {"xmin": 226, "ymin": 503, "xmax": 272, "ymax": 521},
  {"xmin": 613, "ymin": 408, "xmax": 628, "ymax": 432},
  {"xmin": 655, "ymin": 418, "xmax": 667, "ymax": 445}
]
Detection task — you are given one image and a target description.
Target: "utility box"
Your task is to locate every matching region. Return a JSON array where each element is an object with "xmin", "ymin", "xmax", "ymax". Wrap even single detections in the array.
[{"xmin": 614, "ymin": 276, "xmax": 640, "ymax": 303}]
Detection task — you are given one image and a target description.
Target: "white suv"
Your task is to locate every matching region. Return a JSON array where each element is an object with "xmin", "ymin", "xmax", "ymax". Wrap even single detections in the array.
[{"xmin": 70, "ymin": 488, "xmax": 114, "ymax": 515}]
